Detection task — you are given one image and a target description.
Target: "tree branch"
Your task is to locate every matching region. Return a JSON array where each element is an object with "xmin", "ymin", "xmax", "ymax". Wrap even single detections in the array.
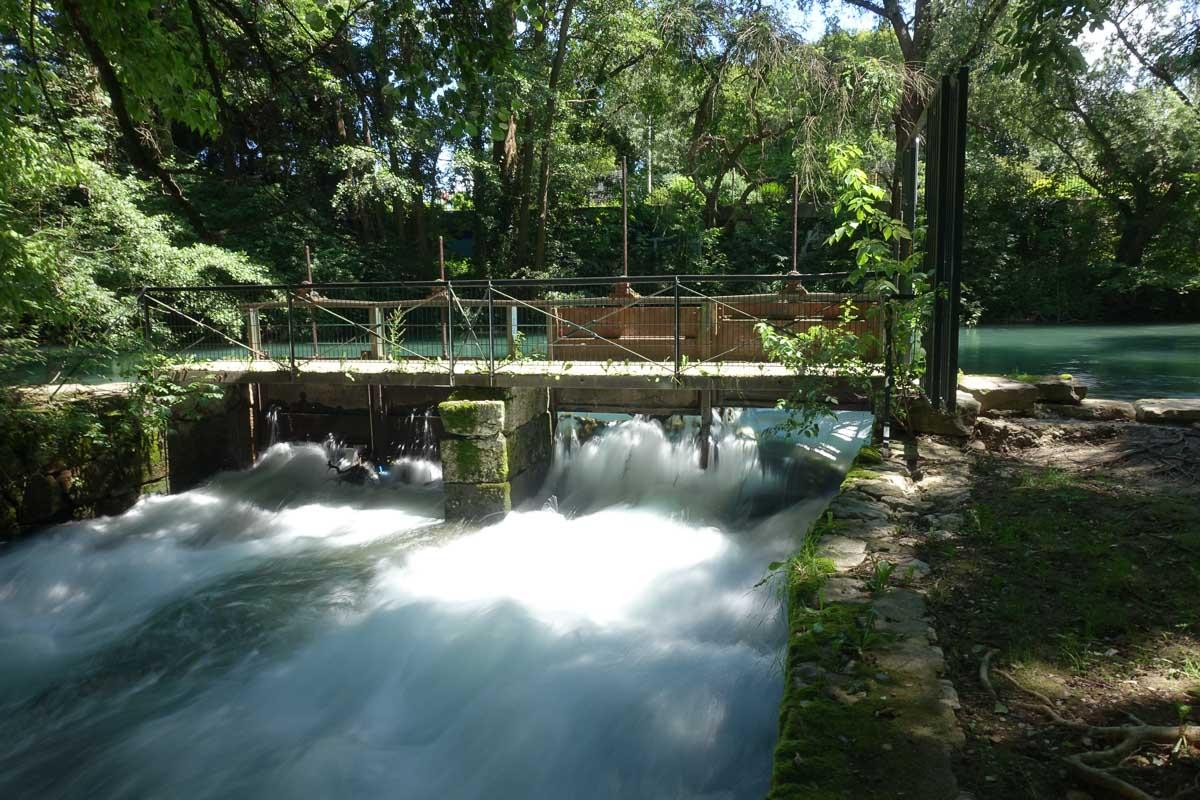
[{"xmin": 59, "ymin": 0, "xmax": 208, "ymax": 236}]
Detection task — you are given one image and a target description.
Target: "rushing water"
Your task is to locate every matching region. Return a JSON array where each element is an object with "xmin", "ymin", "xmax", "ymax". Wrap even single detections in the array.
[
  {"xmin": 0, "ymin": 410, "xmax": 870, "ymax": 800},
  {"xmin": 959, "ymin": 323, "xmax": 1200, "ymax": 400}
]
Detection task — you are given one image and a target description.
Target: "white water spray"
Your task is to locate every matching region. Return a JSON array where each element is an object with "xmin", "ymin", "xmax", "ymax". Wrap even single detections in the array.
[{"xmin": 0, "ymin": 410, "xmax": 871, "ymax": 800}]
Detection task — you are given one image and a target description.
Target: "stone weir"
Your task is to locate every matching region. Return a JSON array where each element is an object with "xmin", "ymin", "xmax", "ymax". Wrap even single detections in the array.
[{"xmin": 437, "ymin": 388, "xmax": 552, "ymax": 522}]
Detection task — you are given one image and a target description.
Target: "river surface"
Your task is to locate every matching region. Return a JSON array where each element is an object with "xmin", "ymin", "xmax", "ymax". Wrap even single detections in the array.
[
  {"xmin": 0, "ymin": 410, "xmax": 870, "ymax": 800},
  {"xmin": 959, "ymin": 324, "xmax": 1200, "ymax": 400}
]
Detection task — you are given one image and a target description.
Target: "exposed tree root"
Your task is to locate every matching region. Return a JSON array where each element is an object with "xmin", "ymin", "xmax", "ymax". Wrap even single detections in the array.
[
  {"xmin": 995, "ymin": 669, "xmax": 1200, "ymax": 800},
  {"xmin": 1100, "ymin": 430, "xmax": 1200, "ymax": 481}
]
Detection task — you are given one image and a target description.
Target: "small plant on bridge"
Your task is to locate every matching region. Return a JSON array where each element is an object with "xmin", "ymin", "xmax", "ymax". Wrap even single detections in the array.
[{"xmin": 759, "ymin": 142, "xmax": 930, "ymax": 434}]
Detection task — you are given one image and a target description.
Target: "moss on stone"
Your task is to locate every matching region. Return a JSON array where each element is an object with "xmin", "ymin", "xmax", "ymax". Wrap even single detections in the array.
[
  {"xmin": 441, "ymin": 436, "xmax": 509, "ymax": 483},
  {"xmin": 444, "ymin": 481, "xmax": 511, "ymax": 521},
  {"xmin": 439, "ymin": 399, "xmax": 504, "ymax": 436}
]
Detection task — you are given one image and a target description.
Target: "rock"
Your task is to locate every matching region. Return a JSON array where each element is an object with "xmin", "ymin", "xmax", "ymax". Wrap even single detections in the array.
[
  {"xmin": 439, "ymin": 434, "xmax": 509, "ymax": 483},
  {"xmin": 822, "ymin": 577, "xmax": 870, "ymax": 604},
  {"xmin": 443, "ymin": 481, "xmax": 511, "ymax": 522},
  {"xmin": 976, "ymin": 417, "xmax": 1040, "ymax": 449},
  {"xmin": 850, "ymin": 474, "xmax": 910, "ymax": 500},
  {"xmin": 1041, "ymin": 398, "xmax": 1135, "ymax": 422},
  {"xmin": 817, "ymin": 535, "xmax": 869, "ymax": 570},
  {"xmin": 830, "ymin": 495, "xmax": 891, "ymax": 523},
  {"xmin": 1133, "ymin": 398, "xmax": 1200, "ymax": 426},
  {"xmin": 1032, "ymin": 375, "xmax": 1084, "ymax": 405},
  {"xmin": 895, "ymin": 558, "xmax": 931, "ymax": 580},
  {"xmin": 438, "ymin": 399, "xmax": 505, "ymax": 436},
  {"xmin": 906, "ymin": 391, "xmax": 980, "ymax": 438},
  {"xmin": 958, "ymin": 375, "xmax": 1039, "ymax": 414},
  {"xmin": 927, "ymin": 513, "xmax": 964, "ymax": 532}
]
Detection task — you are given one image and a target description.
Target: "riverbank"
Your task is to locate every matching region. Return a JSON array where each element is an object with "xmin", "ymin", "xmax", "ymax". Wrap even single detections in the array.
[
  {"xmin": 927, "ymin": 416, "xmax": 1200, "ymax": 799},
  {"xmin": 771, "ymin": 385, "xmax": 1200, "ymax": 798}
]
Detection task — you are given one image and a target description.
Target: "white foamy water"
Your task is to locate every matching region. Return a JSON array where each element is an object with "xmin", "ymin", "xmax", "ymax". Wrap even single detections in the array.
[{"xmin": 0, "ymin": 410, "xmax": 870, "ymax": 800}]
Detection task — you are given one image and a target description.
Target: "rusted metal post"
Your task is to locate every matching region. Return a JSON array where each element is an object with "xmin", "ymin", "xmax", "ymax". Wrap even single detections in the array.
[
  {"xmin": 791, "ymin": 173, "xmax": 799, "ymax": 275},
  {"xmin": 487, "ymin": 281, "xmax": 496, "ymax": 385},
  {"xmin": 286, "ymin": 290, "xmax": 296, "ymax": 373},
  {"xmin": 621, "ymin": 157, "xmax": 629, "ymax": 277},
  {"xmin": 305, "ymin": 245, "xmax": 319, "ymax": 358},
  {"xmin": 673, "ymin": 276, "xmax": 681, "ymax": 379},
  {"xmin": 445, "ymin": 281, "xmax": 455, "ymax": 385},
  {"xmin": 699, "ymin": 390, "xmax": 713, "ymax": 469}
]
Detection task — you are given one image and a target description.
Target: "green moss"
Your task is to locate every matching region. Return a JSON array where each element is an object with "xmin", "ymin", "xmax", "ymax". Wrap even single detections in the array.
[
  {"xmin": 855, "ymin": 445, "xmax": 883, "ymax": 465},
  {"xmin": 442, "ymin": 436, "xmax": 508, "ymax": 483}
]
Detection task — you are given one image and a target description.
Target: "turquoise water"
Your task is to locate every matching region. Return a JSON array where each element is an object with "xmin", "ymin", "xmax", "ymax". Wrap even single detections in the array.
[{"xmin": 959, "ymin": 324, "xmax": 1200, "ymax": 400}]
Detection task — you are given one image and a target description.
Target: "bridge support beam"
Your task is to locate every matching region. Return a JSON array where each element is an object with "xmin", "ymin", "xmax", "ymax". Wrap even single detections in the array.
[{"xmin": 438, "ymin": 388, "xmax": 551, "ymax": 523}]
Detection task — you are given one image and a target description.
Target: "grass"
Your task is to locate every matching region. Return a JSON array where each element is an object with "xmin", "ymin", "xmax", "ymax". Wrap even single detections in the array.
[
  {"xmin": 768, "ymin": 454, "xmax": 918, "ymax": 799},
  {"xmin": 924, "ymin": 456, "xmax": 1200, "ymax": 798}
]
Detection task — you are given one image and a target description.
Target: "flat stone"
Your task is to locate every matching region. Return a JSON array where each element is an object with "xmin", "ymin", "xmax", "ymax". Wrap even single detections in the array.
[
  {"xmin": 817, "ymin": 535, "xmax": 868, "ymax": 570},
  {"xmin": 1134, "ymin": 398, "xmax": 1200, "ymax": 426},
  {"xmin": 958, "ymin": 375, "xmax": 1038, "ymax": 414},
  {"xmin": 907, "ymin": 392, "xmax": 980, "ymax": 438},
  {"xmin": 874, "ymin": 587, "xmax": 927, "ymax": 622},
  {"xmin": 875, "ymin": 639, "xmax": 946, "ymax": 680},
  {"xmin": 822, "ymin": 576, "xmax": 870, "ymax": 604},
  {"xmin": 1041, "ymin": 398, "xmax": 1135, "ymax": 422},
  {"xmin": 829, "ymin": 496, "xmax": 890, "ymax": 523},
  {"xmin": 894, "ymin": 557, "xmax": 932, "ymax": 580},
  {"xmin": 851, "ymin": 474, "xmax": 911, "ymax": 500},
  {"xmin": 1032, "ymin": 376, "xmax": 1083, "ymax": 405}
]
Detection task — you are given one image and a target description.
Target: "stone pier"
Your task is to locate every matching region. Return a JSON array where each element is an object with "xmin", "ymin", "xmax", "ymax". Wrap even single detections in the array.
[{"xmin": 437, "ymin": 388, "xmax": 552, "ymax": 522}]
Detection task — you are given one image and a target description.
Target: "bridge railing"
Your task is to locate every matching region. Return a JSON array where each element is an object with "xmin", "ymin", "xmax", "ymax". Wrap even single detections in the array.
[{"xmin": 138, "ymin": 273, "xmax": 883, "ymax": 378}]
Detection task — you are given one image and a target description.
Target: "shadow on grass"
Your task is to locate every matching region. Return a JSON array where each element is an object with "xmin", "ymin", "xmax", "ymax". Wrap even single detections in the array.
[{"xmin": 923, "ymin": 456, "xmax": 1200, "ymax": 798}]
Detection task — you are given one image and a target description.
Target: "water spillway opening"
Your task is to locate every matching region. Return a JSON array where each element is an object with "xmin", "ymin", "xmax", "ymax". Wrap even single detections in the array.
[{"xmin": 0, "ymin": 409, "xmax": 871, "ymax": 799}]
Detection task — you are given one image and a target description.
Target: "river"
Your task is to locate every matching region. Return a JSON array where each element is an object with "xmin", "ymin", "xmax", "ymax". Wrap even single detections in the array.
[
  {"xmin": 0, "ymin": 410, "xmax": 870, "ymax": 800},
  {"xmin": 959, "ymin": 323, "xmax": 1200, "ymax": 400}
]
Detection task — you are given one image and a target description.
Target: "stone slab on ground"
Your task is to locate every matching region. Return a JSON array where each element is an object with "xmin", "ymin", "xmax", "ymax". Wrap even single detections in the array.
[
  {"xmin": 1039, "ymin": 397, "xmax": 1135, "ymax": 421},
  {"xmin": 1032, "ymin": 376, "xmax": 1084, "ymax": 405},
  {"xmin": 958, "ymin": 375, "xmax": 1038, "ymax": 413},
  {"xmin": 1133, "ymin": 398, "xmax": 1200, "ymax": 426},
  {"xmin": 907, "ymin": 392, "xmax": 980, "ymax": 438}
]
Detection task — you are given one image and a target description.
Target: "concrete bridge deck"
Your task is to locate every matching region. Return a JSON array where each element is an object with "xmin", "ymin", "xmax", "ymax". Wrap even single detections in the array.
[{"xmin": 174, "ymin": 358, "xmax": 882, "ymax": 412}]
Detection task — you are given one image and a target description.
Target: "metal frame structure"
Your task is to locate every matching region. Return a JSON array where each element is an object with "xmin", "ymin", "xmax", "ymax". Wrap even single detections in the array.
[
  {"xmin": 137, "ymin": 273, "xmax": 884, "ymax": 388},
  {"xmin": 919, "ymin": 67, "xmax": 969, "ymax": 409}
]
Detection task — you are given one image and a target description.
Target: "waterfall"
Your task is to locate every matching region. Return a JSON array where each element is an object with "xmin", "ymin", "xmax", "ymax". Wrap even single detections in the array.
[{"xmin": 0, "ymin": 410, "xmax": 872, "ymax": 800}]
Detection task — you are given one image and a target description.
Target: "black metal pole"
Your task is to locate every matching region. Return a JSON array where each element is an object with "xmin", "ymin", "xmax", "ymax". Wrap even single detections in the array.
[
  {"xmin": 487, "ymin": 281, "xmax": 495, "ymax": 386},
  {"xmin": 673, "ymin": 276, "xmax": 681, "ymax": 379},
  {"xmin": 446, "ymin": 282, "xmax": 455, "ymax": 385},
  {"xmin": 140, "ymin": 292, "xmax": 152, "ymax": 345},
  {"xmin": 286, "ymin": 289, "xmax": 297, "ymax": 374}
]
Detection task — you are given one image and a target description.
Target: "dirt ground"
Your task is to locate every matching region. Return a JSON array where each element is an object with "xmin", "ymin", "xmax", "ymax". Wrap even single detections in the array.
[{"xmin": 921, "ymin": 417, "xmax": 1200, "ymax": 800}]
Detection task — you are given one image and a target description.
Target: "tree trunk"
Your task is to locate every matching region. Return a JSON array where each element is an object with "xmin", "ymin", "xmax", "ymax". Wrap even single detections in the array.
[
  {"xmin": 60, "ymin": 0, "xmax": 208, "ymax": 235},
  {"xmin": 532, "ymin": 0, "xmax": 577, "ymax": 272},
  {"xmin": 1115, "ymin": 184, "xmax": 1182, "ymax": 267}
]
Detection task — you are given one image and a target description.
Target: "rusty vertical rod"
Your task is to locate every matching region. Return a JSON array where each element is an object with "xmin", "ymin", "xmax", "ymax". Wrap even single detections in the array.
[
  {"xmin": 621, "ymin": 157, "xmax": 629, "ymax": 277},
  {"xmin": 791, "ymin": 174, "xmax": 799, "ymax": 275},
  {"xmin": 305, "ymin": 245, "xmax": 319, "ymax": 358},
  {"xmin": 487, "ymin": 281, "xmax": 496, "ymax": 385},
  {"xmin": 445, "ymin": 281, "xmax": 455, "ymax": 385},
  {"xmin": 673, "ymin": 276, "xmax": 681, "ymax": 380},
  {"xmin": 286, "ymin": 290, "xmax": 296, "ymax": 374},
  {"xmin": 439, "ymin": 236, "xmax": 446, "ymax": 281}
]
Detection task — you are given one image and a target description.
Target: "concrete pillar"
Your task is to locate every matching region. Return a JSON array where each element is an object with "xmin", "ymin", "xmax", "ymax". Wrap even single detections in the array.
[{"xmin": 438, "ymin": 388, "xmax": 551, "ymax": 523}]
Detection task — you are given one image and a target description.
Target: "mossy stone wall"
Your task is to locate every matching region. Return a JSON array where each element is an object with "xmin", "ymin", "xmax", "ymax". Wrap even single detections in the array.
[{"xmin": 438, "ymin": 388, "xmax": 551, "ymax": 522}]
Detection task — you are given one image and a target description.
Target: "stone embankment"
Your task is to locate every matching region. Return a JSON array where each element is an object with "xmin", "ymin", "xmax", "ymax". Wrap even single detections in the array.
[
  {"xmin": 771, "ymin": 441, "xmax": 973, "ymax": 799},
  {"xmin": 908, "ymin": 373, "xmax": 1199, "ymax": 435}
]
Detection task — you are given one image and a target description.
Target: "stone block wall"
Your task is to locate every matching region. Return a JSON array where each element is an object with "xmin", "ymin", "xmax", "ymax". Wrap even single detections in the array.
[
  {"xmin": 438, "ymin": 388, "xmax": 552, "ymax": 522},
  {"xmin": 1, "ymin": 385, "xmax": 169, "ymax": 539}
]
